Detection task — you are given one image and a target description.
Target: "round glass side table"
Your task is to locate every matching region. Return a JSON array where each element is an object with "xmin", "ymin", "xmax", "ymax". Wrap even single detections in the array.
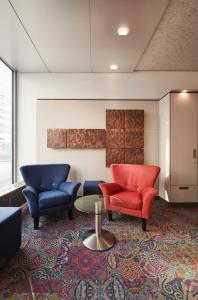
[{"xmin": 74, "ymin": 194, "xmax": 116, "ymax": 251}]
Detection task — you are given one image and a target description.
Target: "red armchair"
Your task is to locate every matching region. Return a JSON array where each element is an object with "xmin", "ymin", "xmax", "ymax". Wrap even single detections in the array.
[{"xmin": 99, "ymin": 164, "xmax": 160, "ymax": 231}]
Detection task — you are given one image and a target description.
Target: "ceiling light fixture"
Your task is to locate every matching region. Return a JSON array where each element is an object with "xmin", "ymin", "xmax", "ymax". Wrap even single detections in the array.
[
  {"xmin": 181, "ymin": 90, "xmax": 188, "ymax": 93},
  {"xmin": 117, "ymin": 26, "xmax": 129, "ymax": 36},
  {"xmin": 110, "ymin": 64, "xmax": 118, "ymax": 70}
]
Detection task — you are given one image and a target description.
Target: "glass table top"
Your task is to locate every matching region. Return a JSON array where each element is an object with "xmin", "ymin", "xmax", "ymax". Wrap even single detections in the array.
[
  {"xmin": 74, "ymin": 194, "xmax": 122, "ymax": 215},
  {"xmin": 74, "ymin": 194, "xmax": 107, "ymax": 215}
]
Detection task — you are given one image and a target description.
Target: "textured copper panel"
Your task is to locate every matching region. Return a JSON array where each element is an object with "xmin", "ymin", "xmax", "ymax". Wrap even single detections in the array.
[
  {"xmin": 85, "ymin": 129, "xmax": 106, "ymax": 148},
  {"xmin": 47, "ymin": 129, "xmax": 67, "ymax": 148},
  {"xmin": 125, "ymin": 110, "xmax": 144, "ymax": 129},
  {"xmin": 67, "ymin": 129, "xmax": 86, "ymax": 148},
  {"xmin": 125, "ymin": 148, "xmax": 144, "ymax": 164},
  {"xmin": 106, "ymin": 110, "xmax": 125, "ymax": 129},
  {"xmin": 125, "ymin": 129, "xmax": 144, "ymax": 148},
  {"xmin": 106, "ymin": 148, "xmax": 125, "ymax": 167},
  {"xmin": 106, "ymin": 129, "xmax": 125, "ymax": 148}
]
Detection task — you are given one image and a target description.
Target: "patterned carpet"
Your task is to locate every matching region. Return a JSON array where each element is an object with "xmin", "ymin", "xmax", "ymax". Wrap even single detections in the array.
[{"xmin": 0, "ymin": 199, "xmax": 197, "ymax": 300}]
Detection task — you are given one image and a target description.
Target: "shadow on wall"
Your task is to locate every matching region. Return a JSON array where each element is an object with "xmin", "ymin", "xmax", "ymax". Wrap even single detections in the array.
[{"xmin": 68, "ymin": 167, "xmax": 78, "ymax": 182}]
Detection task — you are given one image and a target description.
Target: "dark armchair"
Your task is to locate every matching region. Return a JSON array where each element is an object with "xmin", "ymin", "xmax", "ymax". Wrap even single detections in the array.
[{"xmin": 20, "ymin": 164, "xmax": 81, "ymax": 229}]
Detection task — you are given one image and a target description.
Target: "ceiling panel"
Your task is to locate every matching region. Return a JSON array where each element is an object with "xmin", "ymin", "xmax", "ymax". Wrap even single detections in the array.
[
  {"xmin": 91, "ymin": 0, "xmax": 170, "ymax": 72},
  {"xmin": 137, "ymin": 0, "xmax": 198, "ymax": 71},
  {"xmin": 0, "ymin": 0, "xmax": 47, "ymax": 72},
  {"xmin": 10, "ymin": 0, "xmax": 91, "ymax": 72}
]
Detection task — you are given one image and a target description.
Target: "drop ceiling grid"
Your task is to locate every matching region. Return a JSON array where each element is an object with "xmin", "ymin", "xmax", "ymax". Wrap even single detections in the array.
[
  {"xmin": 1, "ymin": 0, "xmax": 198, "ymax": 72},
  {"xmin": 9, "ymin": 0, "xmax": 91, "ymax": 72},
  {"xmin": 90, "ymin": 0, "xmax": 170, "ymax": 73},
  {"xmin": 0, "ymin": 0, "xmax": 47, "ymax": 72}
]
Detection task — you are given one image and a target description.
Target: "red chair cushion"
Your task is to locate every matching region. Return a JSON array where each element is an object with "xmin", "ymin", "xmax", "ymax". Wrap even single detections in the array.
[{"xmin": 110, "ymin": 191, "xmax": 143, "ymax": 211}]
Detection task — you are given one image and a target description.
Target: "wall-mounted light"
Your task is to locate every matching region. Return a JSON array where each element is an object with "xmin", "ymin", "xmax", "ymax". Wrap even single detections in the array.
[{"xmin": 180, "ymin": 90, "xmax": 189, "ymax": 100}]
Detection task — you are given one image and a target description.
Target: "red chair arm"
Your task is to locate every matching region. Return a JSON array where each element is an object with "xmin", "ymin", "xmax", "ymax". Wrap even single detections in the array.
[
  {"xmin": 141, "ymin": 187, "xmax": 158, "ymax": 219},
  {"xmin": 99, "ymin": 182, "xmax": 123, "ymax": 197}
]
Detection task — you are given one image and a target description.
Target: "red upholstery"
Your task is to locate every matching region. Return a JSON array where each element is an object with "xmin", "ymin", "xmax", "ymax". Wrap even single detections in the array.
[
  {"xmin": 99, "ymin": 164, "xmax": 160, "ymax": 222},
  {"xmin": 110, "ymin": 191, "xmax": 142, "ymax": 210}
]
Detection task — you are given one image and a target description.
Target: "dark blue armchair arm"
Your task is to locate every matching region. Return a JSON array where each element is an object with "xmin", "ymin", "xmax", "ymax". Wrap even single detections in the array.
[
  {"xmin": 22, "ymin": 186, "xmax": 39, "ymax": 218},
  {"xmin": 59, "ymin": 182, "xmax": 81, "ymax": 201}
]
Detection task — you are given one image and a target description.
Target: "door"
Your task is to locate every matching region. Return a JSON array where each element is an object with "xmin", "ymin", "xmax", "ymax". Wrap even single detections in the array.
[{"xmin": 171, "ymin": 93, "xmax": 197, "ymax": 186}]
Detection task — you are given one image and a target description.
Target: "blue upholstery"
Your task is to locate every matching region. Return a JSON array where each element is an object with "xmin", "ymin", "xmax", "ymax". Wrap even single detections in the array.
[
  {"xmin": 83, "ymin": 180, "xmax": 105, "ymax": 195},
  {"xmin": 20, "ymin": 164, "xmax": 70, "ymax": 192},
  {"xmin": 0, "ymin": 207, "xmax": 21, "ymax": 269},
  {"xmin": 20, "ymin": 164, "xmax": 81, "ymax": 229},
  {"xmin": 39, "ymin": 191, "xmax": 70, "ymax": 209}
]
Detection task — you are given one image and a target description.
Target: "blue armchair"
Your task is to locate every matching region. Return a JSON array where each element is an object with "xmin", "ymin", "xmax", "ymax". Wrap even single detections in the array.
[{"xmin": 20, "ymin": 164, "xmax": 81, "ymax": 230}]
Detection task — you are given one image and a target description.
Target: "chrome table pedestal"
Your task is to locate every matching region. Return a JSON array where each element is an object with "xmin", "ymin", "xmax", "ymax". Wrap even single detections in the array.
[
  {"xmin": 74, "ymin": 195, "xmax": 116, "ymax": 251},
  {"xmin": 82, "ymin": 205, "xmax": 116, "ymax": 251}
]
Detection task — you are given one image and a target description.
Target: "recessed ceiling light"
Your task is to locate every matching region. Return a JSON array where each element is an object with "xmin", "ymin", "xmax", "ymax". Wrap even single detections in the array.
[
  {"xmin": 110, "ymin": 64, "xmax": 118, "ymax": 70},
  {"xmin": 117, "ymin": 26, "xmax": 129, "ymax": 36}
]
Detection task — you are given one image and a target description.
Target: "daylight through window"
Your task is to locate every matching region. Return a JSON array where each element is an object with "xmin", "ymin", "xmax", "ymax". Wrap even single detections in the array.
[{"xmin": 0, "ymin": 59, "xmax": 13, "ymax": 188}]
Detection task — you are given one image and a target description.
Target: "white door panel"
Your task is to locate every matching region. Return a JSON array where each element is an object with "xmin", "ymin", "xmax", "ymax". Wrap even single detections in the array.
[{"xmin": 171, "ymin": 93, "xmax": 197, "ymax": 186}]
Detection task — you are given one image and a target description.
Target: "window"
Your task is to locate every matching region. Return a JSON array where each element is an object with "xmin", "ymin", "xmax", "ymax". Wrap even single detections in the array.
[{"xmin": 0, "ymin": 59, "xmax": 13, "ymax": 188}]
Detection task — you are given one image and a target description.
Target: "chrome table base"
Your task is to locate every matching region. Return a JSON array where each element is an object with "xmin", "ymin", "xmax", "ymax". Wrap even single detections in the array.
[
  {"xmin": 82, "ymin": 229, "xmax": 116, "ymax": 251},
  {"xmin": 82, "ymin": 203, "xmax": 116, "ymax": 251}
]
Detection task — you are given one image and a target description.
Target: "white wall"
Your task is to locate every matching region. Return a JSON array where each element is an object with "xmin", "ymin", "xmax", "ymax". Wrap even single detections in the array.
[
  {"xmin": 17, "ymin": 71, "xmax": 198, "ymax": 181},
  {"xmin": 159, "ymin": 94, "xmax": 170, "ymax": 201}
]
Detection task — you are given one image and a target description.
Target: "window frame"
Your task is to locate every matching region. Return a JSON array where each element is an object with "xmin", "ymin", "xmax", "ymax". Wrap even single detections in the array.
[{"xmin": 0, "ymin": 57, "xmax": 17, "ymax": 185}]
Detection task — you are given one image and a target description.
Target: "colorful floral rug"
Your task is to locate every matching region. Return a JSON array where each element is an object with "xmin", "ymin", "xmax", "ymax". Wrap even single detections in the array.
[{"xmin": 0, "ymin": 199, "xmax": 197, "ymax": 299}]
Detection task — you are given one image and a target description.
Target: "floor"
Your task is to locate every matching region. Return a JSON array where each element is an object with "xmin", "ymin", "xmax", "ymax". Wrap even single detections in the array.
[{"xmin": 0, "ymin": 199, "xmax": 197, "ymax": 299}]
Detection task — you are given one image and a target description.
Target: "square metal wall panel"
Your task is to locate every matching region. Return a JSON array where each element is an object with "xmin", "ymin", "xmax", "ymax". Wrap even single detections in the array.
[
  {"xmin": 47, "ymin": 129, "xmax": 67, "ymax": 148},
  {"xmin": 106, "ymin": 148, "xmax": 125, "ymax": 167},
  {"xmin": 106, "ymin": 110, "xmax": 125, "ymax": 129},
  {"xmin": 67, "ymin": 129, "xmax": 86, "ymax": 148},
  {"xmin": 125, "ymin": 149, "xmax": 144, "ymax": 164},
  {"xmin": 85, "ymin": 129, "xmax": 106, "ymax": 149},
  {"xmin": 125, "ymin": 110, "xmax": 144, "ymax": 129},
  {"xmin": 106, "ymin": 129, "xmax": 125, "ymax": 148},
  {"xmin": 125, "ymin": 129, "xmax": 144, "ymax": 149}
]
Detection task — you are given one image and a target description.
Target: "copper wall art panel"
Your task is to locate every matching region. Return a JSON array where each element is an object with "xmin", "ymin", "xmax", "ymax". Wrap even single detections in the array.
[
  {"xmin": 85, "ymin": 129, "xmax": 106, "ymax": 148},
  {"xmin": 47, "ymin": 129, "xmax": 67, "ymax": 148},
  {"xmin": 125, "ymin": 129, "xmax": 144, "ymax": 149},
  {"xmin": 106, "ymin": 148, "xmax": 125, "ymax": 167},
  {"xmin": 125, "ymin": 110, "xmax": 144, "ymax": 129},
  {"xmin": 106, "ymin": 129, "xmax": 125, "ymax": 148},
  {"xmin": 47, "ymin": 109, "xmax": 144, "ymax": 167},
  {"xmin": 106, "ymin": 110, "xmax": 125, "ymax": 129},
  {"xmin": 125, "ymin": 148, "xmax": 144, "ymax": 164},
  {"xmin": 67, "ymin": 129, "xmax": 86, "ymax": 148}
]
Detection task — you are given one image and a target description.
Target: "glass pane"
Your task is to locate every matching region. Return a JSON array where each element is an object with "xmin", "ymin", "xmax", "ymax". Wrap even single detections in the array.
[{"xmin": 0, "ymin": 60, "xmax": 12, "ymax": 188}]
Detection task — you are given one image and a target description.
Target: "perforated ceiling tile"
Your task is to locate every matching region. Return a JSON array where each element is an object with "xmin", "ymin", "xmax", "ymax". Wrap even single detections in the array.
[{"xmin": 137, "ymin": 0, "xmax": 198, "ymax": 71}]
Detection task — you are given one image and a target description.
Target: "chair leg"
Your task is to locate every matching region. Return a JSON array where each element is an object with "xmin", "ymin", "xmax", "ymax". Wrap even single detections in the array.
[
  {"xmin": 108, "ymin": 211, "xmax": 113, "ymax": 221},
  {"xmin": 142, "ymin": 218, "xmax": 147, "ymax": 231},
  {"xmin": 68, "ymin": 208, "xmax": 73, "ymax": 220},
  {"xmin": 34, "ymin": 217, "xmax": 39, "ymax": 230}
]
